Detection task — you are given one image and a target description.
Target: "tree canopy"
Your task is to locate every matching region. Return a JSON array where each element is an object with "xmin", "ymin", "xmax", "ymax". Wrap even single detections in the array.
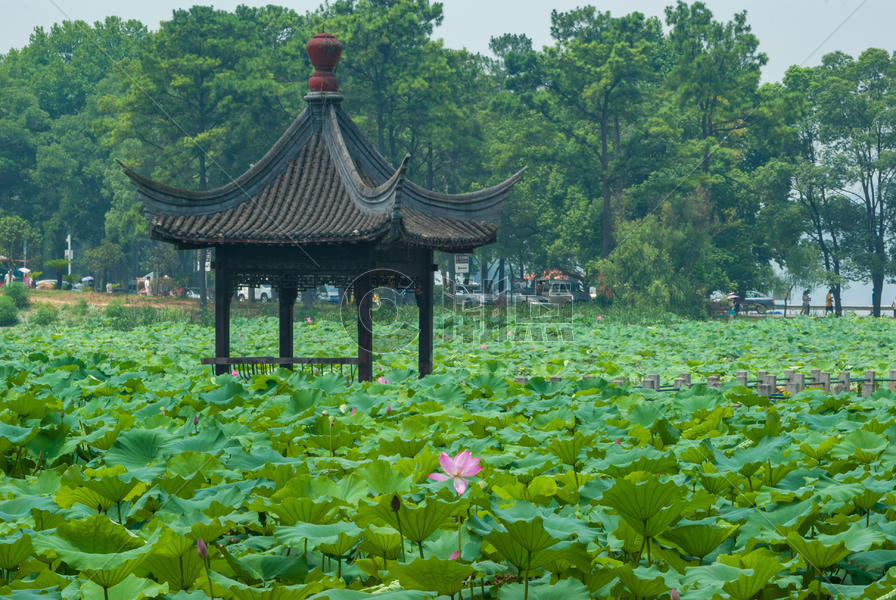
[{"xmin": 1, "ymin": 1, "xmax": 892, "ymax": 315}]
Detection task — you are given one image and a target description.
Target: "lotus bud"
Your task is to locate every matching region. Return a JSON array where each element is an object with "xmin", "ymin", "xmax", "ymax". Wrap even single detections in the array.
[
  {"xmin": 386, "ymin": 405, "xmax": 392, "ymax": 415},
  {"xmin": 614, "ymin": 438, "xmax": 621, "ymax": 445},
  {"xmin": 60, "ymin": 411, "xmax": 65, "ymax": 419},
  {"xmin": 339, "ymin": 404, "xmax": 348, "ymax": 414},
  {"xmin": 391, "ymin": 495, "xmax": 401, "ymax": 512},
  {"xmin": 197, "ymin": 537, "xmax": 208, "ymax": 559},
  {"xmin": 321, "ymin": 410, "xmax": 328, "ymax": 416},
  {"xmin": 351, "ymin": 408, "xmax": 356, "ymax": 415},
  {"xmin": 670, "ymin": 588, "xmax": 680, "ymax": 600},
  {"xmin": 450, "ymin": 551, "xmax": 460, "ymax": 560},
  {"xmin": 193, "ymin": 414, "xmax": 199, "ymax": 426},
  {"xmin": 328, "ymin": 416, "xmax": 334, "ymax": 427},
  {"xmin": 160, "ymin": 407, "xmax": 166, "ymax": 415},
  {"xmin": 306, "ymin": 317, "xmax": 312, "ymax": 324},
  {"xmin": 231, "ymin": 369, "xmax": 238, "ymax": 376}
]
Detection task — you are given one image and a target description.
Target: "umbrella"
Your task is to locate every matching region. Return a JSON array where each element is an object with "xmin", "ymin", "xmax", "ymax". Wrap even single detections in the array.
[
  {"xmin": 81, "ymin": 276, "xmax": 94, "ymax": 282},
  {"xmin": 17, "ymin": 267, "xmax": 30, "ymax": 274}
]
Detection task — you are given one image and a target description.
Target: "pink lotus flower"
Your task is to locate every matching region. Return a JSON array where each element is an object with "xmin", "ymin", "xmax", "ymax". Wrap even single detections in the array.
[
  {"xmin": 377, "ymin": 376, "xmax": 390, "ymax": 384},
  {"xmin": 450, "ymin": 551, "xmax": 460, "ymax": 560},
  {"xmin": 670, "ymin": 588, "xmax": 680, "ymax": 600},
  {"xmin": 238, "ymin": 333, "xmax": 242, "ymax": 338},
  {"xmin": 428, "ymin": 451, "xmax": 482, "ymax": 495},
  {"xmin": 597, "ymin": 315, "xmax": 603, "ymax": 321},
  {"xmin": 614, "ymin": 438, "xmax": 621, "ymax": 445},
  {"xmin": 231, "ymin": 369, "xmax": 238, "ymax": 377},
  {"xmin": 386, "ymin": 405, "xmax": 392, "ymax": 415},
  {"xmin": 480, "ymin": 344, "xmax": 487, "ymax": 350},
  {"xmin": 197, "ymin": 537, "xmax": 208, "ymax": 559},
  {"xmin": 351, "ymin": 408, "xmax": 356, "ymax": 415},
  {"xmin": 306, "ymin": 317, "xmax": 312, "ymax": 324}
]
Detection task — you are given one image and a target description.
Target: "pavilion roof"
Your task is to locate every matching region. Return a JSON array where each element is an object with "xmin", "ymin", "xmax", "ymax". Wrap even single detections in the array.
[{"xmin": 121, "ymin": 34, "xmax": 523, "ymax": 252}]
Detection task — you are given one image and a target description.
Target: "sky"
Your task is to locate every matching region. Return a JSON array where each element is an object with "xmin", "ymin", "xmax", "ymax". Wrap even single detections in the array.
[
  {"xmin": 3, "ymin": 0, "xmax": 892, "ymax": 83},
  {"xmin": 3, "ymin": 0, "xmax": 895, "ymax": 307}
]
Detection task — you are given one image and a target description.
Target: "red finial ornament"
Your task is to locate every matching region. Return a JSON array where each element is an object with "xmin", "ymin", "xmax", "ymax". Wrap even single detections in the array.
[{"xmin": 306, "ymin": 33, "xmax": 342, "ymax": 92}]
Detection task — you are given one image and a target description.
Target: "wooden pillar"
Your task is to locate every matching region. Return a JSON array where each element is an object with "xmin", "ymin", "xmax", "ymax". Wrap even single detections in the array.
[
  {"xmin": 356, "ymin": 273, "xmax": 373, "ymax": 382},
  {"xmin": 214, "ymin": 263, "xmax": 232, "ymax": 376},
  {"xmin": 278, "ymin": 285, "xmax": 298, "ymax": 369},
  {"xmin": 417, "ymin": 250, "xmax": 434, "ymax": 378}
]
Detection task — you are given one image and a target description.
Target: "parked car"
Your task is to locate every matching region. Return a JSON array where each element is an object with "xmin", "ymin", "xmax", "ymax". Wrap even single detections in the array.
[
  {"xmin": 317, "ymin": 285, "xmax": 339, "ymax": 303},
  {"xmin": 36, "ymin": 279, "xmax": 71, "ymax": 290},
  {"xmin": 737, "ymin": 290, "xmax": 776, "ymax": 313},
  {"xmin": 237, "ymin": 284, "xmax": 272, "ymax": 302},
  {"xmin": 449, "ymin": 283, "xmax": 495, "ymax": 308},
  {"xmin": 538, "ymin": 279, "xmax": 590, "ymax": 305},
  {"xmin": 495, "ymin": 290, "xmax": 552, "ymax": 308}
]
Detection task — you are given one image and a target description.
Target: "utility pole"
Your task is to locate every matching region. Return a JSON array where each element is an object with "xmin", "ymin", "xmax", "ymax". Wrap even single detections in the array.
[{"xmin": 65, "ymin": 234, "xmax": 73, "ymax": 275}]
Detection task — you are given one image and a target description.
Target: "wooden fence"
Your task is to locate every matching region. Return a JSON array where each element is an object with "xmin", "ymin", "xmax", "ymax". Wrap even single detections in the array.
[{"xmin": 514, "ymin": 369, "xmax": 896, "ymax": 398}]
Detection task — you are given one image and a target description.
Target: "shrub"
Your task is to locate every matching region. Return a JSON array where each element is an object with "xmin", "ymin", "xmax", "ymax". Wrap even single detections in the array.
[
  {"xmin": 0, "ymin": 296, "xmax": 18, "ymax": 326},
  {"xmin": 30, "ymin": 302, "xmax": 57, "ymax": 326},
  {"xmin": 72, "ymin": 297, "xmax": 88, "ymax": 316},
  {"xmin": 2, "ymin": 282, "xmax": 29, "ymax": 309}
]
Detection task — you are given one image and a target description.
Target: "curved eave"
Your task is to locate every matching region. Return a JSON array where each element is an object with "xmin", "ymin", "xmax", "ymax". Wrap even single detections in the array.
[
  {"xmin": 322, "ymin": 107, "xmax": 408, "ymax": 214},
  {"xmin": 330, "ymin": 104, "xmax": 524, "ymax": 222},
  {"xmin": 120, "ymin": 107, "xmax": 314, "ymax": 216}
]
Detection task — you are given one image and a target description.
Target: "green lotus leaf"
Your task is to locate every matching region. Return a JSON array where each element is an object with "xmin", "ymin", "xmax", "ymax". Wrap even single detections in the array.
[
  {"xmin": 681, "ymin": 562, "xmax": 746, "ymax": 596},
  {"xmin": 144, "ymin": 544, "xmax": 204, "ymax": 591},
  {"xmin": 831, "ymin": 430, "xmax": 888, "ymax": 463},
  {"xmin": 266, "ymin": 498, "xmax": 340, "ymax": 527},
  {"xmin": 0, "ymin": 422, "xmax": 38, "ymax": 454},
  {"xmin": 659, "ymin": 522, "xmax": 739, "ymax": 560},
  {"xmin": 103, "ymin": 428, "xmax": 173, "ymax": 472},
  {"xmin": 818, "ymin": 523, "xmax": 886, "ymax": 553},
  {"xmin": 275, "ymin": 521, "xmax": 362, "ymax": 554},
  {"xmin": 358, "ymin": 525, "xmax": 402, "ymax": 564},
  {"xmin": 785, "ymin": 530, "xmax": 851, "ymax": 570},
  {"xmin": 496, "ymin": 574, "xmax": 591, "ymax": 600},
  {"xmin": 0, "ymin": 496, "xmax": 58, "ymax": 524},
  {"xmin": 387, "ymin": 556, "xmax": 474, "ymax": 596},
  {"xmin": 77, "ymin": 573, "xmax": 168, "ymax": 600},
  {"xmin": 305, "ymin": 589, "xmax": 431, "ymax": 599},
  {"xmin": 377, "ymin": 437, "xmax": 428, "ymax": 459},
  {"xmin": 359, "ymin": 496, "xmax": 457, "ymax": 545},
  {"xmin": 719, "ymin": 549, "xmax": 785, "ymax": 600},
  {"xmin": 354, "ymin": 459, "xmax": 413, "ymax": 495},
  {"xmin": 0, "ymin": 530, "xmax": 33, "ymax": 570},
  {"xmin": 546, "ymin": 431, "xmax": 591, "ymax": 466},
  {"xmin": 33, "ymin": 514, "xmax": 159, "ymax": 588},
  {"xmin": 601, "ymin": 477, "xmax": 685, "ymax": 538},
  {"xmin": 613, "ymin": 564, "xmax": 673, "ymax": 598}
]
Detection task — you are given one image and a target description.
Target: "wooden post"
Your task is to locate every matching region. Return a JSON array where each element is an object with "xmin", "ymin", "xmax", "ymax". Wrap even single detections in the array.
[
  {"xmin": 811, "ymin": 368, "xmax": 821, "ymax": 383},
  {"xmin": 865, "ymin": 370, "xmax": 876, "ymax": 394},
  {"xmin": 278, "ymin": 285, "xmax": 298, "ymax": 370},
  {"xmin": 890, "ymin": 370, "xmax": 896, "ymax": 393},
  {"xmin": 417, "ymin": 251, "xmax": 434, "ymax": 378},
  {"xmin": 765, "ymin": 374, "xmax": 777, "ymax": 396},
  {"xmin": 707, "ymin": 374, "xmax": 721, "ymax": 388},
  {"xmin": 641, "ymin": 376, "xmax": 655, "ymax": 390},
  {"xmin": 784, "ymin": 369, "xmax": 794, "ymax": 382},
  {"xmin": 214, "ymin": 264, "xmax": 232, "ymax": 376},
  {"xmin": 757, "ymin": 370, "xmax": 767, "ymax": 384},
  {"xmin": 356, "ymin": 273, "xmax": 373, "ymax": 382},
  {"xmin": 837, "ymin": 371, "xmax": 850, "ymax": 394},
  {"xmin": 680, "ymin": 373, "xmax": 691, "ymax": 387},
  {"xmin": 794, "ymin": 373, "xmax": 805, "ymax": 394},
  {"xmin": 736, "ymin": 370, "xmax": 748, "ymax": 386},
  {"xmin": 819, "ymin": 372, "xmax": 831, "ymax": 393}
]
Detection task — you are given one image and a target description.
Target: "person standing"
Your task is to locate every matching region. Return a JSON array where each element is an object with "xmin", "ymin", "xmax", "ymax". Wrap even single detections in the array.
[
  {"xmin": 801, "ymin": 290, "xmax": 811, "ymax": 315},
  {"xmin": 825, "ymin": 289, "xmax": 833, "ymax": 316}
]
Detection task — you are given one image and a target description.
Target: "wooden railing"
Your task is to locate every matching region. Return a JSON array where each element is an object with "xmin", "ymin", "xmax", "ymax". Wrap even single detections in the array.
[{"xmin": 200, "ymin": 356, "xmax": 360, "ymax": 381}]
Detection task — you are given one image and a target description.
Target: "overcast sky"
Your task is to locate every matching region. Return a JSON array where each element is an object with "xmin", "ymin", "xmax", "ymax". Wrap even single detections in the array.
[{"xmin": 1, "ymin": 0, "xmax": 890, "ymax": 83}]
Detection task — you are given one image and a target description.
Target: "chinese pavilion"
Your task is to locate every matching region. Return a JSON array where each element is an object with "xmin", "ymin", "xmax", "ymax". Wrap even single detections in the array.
[{"xmin": 121, "ymin": 33, "xmax": 523, "ymax": 381}]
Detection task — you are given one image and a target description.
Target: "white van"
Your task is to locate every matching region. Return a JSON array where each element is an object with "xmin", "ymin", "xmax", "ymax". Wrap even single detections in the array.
[{"xmin": 237, "ymin": 284, "xmax": 272, "ymax": 302}]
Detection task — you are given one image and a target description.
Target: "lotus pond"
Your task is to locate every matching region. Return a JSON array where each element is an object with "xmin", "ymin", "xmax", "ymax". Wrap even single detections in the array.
[{"xmin": 2, "ymin": 313, "xmax": 896, "ymax": 599}]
